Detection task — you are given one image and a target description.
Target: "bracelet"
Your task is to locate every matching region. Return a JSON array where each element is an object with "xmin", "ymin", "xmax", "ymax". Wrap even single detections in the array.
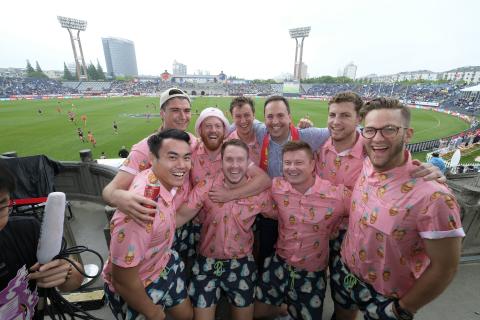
[{"xmin": 393, "ymin": 299, "xmax": 414, "ymax": 320}]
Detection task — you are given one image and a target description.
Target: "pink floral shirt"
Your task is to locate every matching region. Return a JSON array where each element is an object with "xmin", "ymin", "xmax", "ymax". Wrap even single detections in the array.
[
  {"xmin": 187, "ymin": 173, "xmax": 272, "ymax": 259},
  {"xmin": 266, "ymin": 176, "xmax": 351, "ymax": 272},
  {"xmin": 103, "ymin": 170, "xmax": 177, "ymax": 291},
  {"xmin": 315, "ymin": 133, "xmax": 366, "ymax": 190},
  {"xmin": 226, "ymin": 130, "xmax": 261, "ymax": 166},
  {"xmin": 190, "ymin": 142, "xmax": 222, "ymax": 186},
  {"xmin": 118, "ymin": 132, "xmax": 195, "ymax": 208},
  {"xmin": 341, "ymin": 152, "xmax": 465, "ymax": 298}
]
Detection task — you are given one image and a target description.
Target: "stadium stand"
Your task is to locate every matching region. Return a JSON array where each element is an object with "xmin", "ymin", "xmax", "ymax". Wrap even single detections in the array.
[
  {"xmin": 0, "ymin": 77, "xmax": 77, "ymax": 97},
  {"xmin": 0, "ymin": 76, "xmax": 478, "ymax": 115}
]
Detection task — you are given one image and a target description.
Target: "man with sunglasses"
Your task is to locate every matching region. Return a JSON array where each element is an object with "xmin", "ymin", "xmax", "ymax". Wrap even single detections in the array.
[{"xmin": 330, "ymin": 98, "xmax": 464, "ymax": 320}]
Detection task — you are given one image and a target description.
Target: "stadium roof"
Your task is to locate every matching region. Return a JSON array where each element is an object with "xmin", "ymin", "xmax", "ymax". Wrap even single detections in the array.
[
  {"xmin": 461, "ymin": 84, "xmax": 480, "ymax": 92},
  {"xmin": 444, "ymin": 66, "xmax": 480, "ymax": 73}
]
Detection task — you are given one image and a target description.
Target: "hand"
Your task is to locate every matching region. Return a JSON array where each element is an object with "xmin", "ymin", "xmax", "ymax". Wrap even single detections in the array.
[
  {"xmin": 28, "ymin": 260, "xmax": 71, "ymax": 288},
  {"xmin": 146, "ymin": 305, "xmax": 165, "ymax": 320},
  {"xmin": 112, "ymin": 189, "xmax": 156, "ymax": 226},
  {"xmin": 410, "ymin": 160, "xmax": 446, "ymax": 183},
  {"xmin": 297, "ymin": 118, "xmax": 314, "ymax": 129},
  {"xmin": 208, "ymin": 185, "xmax": 232, "ymax": 203}
]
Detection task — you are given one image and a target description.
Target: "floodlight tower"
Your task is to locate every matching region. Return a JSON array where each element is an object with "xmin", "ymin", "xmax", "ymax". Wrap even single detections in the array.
[
  {"xmin": 57, "ymin": 16, "xmax": 88, "ymax": 80},
  {"xmin": 289, "ymin": 27, "xmax": 311, "ymax": 80}
]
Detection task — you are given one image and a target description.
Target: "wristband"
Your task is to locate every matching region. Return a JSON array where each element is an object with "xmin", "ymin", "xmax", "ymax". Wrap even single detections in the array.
[{"xmin": 393, "ymin": 299, "xmax": 414, "ymax": 320}]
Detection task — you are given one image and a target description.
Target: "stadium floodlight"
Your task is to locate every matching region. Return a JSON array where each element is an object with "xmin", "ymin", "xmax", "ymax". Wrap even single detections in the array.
[
  {"xmin": 289, "ymin": 27, "xmax": 311, "ymax": 39},
  {"xmin": 57, "ymin": 16, "xmax": 87, "ymax": 31},
  {"xmin": 58, "ymin": 16, "xmax": 88, "ymax": 80},
  {"xmin": 289, "ymin": 27, "xmax": 311, "ymax": 80}
]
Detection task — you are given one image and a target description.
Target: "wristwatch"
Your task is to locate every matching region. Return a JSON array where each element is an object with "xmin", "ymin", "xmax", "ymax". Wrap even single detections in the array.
[{"xmin": 393, "ymin": 299, "xmax": 415, "ymax": 320}]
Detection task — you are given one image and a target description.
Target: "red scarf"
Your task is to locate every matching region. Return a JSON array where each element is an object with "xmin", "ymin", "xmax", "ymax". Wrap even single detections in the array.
[{"xmin": 259, "ymin": 124, "xmax": 299, "ymax": 172}]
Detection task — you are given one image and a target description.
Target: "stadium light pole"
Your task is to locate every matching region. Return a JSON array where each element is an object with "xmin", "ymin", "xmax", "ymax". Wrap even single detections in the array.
[
  {"xmin": 57, "ymin": 16, "xmax": 88, "ymax": 80},
  {"xmin": 289, "ymin": 27, "xmax": 311, "ymax": 80}
]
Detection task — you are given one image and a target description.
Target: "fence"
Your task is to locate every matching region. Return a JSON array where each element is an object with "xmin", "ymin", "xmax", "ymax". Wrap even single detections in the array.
[{"xmin": 407, "ymin": 124, "xmax": 479, "ymax": 153}]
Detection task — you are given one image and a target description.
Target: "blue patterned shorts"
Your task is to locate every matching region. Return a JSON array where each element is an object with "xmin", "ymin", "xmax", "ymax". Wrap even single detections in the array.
[
  {"xmin": 330, "ymin": 255, "xmax": 399, "ymax": 320},
  {"xmin": 188, "ymin": 254, "xmax": 257, "ymax": 308},
  {"xmin": 328, "ymin": 228, "xmax": 346, "ymax": 304},
  {"xmin": 172, "ymin": 221, "xmax": 193, "ymax": 257},
  {"xmin": 104, "ymin": 250, "xmax": 188, "ymax": 320},
  {"xmin": 256, "ymin": 254, "xmax": 326, "ymax": 320}
]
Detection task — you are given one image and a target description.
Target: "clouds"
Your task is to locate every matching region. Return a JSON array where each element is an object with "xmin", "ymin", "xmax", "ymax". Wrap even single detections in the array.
[{"xmin": 1, "ymin": 0, "xmax": 478, "ymax": 79}]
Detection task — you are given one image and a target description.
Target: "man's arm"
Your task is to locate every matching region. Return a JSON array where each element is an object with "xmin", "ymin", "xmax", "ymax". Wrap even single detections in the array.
[
  {"xmin": 398, "ymin": 237, "xmax": 461, "ymax": 314},
  {"xmin": 300, "ymin": 127, "xmax": 330, "ymax": 152},
  {"xmin": 111, "ymin": 264, "xmax": 165, "ymax": 320},
  {"xmin": 176, "ymin": 204, "xmax": 201, "ymax": 228},
  {"xmin": 208, "ymin": 165, "xmax": 272, "ymax": 203},
  {"xmin": 410, "ymin": 160, "xmax": 446, "ymax": 183},
  {"xmin": 102, "ymin": 171, "xmax": 156, "ymax": 225}
]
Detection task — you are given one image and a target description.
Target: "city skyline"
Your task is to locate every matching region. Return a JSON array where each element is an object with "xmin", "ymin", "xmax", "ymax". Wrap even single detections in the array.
[{"xmin": 1, "ymin": 0, "xmax": 478, "ymax": 79}]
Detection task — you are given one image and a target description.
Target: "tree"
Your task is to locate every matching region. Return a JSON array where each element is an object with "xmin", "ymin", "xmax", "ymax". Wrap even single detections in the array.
[
  {"xmin": 35, "ymin": 61, "xmax": 44, "ymax": 74},
  {"xmin": 302, "ymin": 75, "xmax": 354, "ymax": 84},
  {"xmin": 87, "ymin": 62, "xmax": 98, "ymax": 80},
  {"xmin": 63, "ymin": 62, "xmax": 75, "ymax": 81},
  {"xmin": 96, "ymin": 61, "xmax": 106, "ymax": 80},
  {"xmin": 26, "ymin": 60, "xmax": 35, "ymax": 75},
  {"xmin": 26, "ymin": 60, "xmax": 47, "ymax": 78}
]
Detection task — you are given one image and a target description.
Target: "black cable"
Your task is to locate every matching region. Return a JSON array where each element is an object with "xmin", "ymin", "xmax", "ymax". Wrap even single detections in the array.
[{"xmin": 39, "ymin": 245, "xmax": 105, "ymax": 320}]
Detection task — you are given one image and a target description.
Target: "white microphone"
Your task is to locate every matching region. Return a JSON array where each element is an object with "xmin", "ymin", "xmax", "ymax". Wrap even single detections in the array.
[{"xmin": 36, "ymin": 192, "xmax": 66, "ymax": 264}]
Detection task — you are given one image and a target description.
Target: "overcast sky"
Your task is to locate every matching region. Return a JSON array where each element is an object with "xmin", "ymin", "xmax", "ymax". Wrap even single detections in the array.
[{"xmin": 1, "ymin": 0, "xmax": 478, "ymax": 79}]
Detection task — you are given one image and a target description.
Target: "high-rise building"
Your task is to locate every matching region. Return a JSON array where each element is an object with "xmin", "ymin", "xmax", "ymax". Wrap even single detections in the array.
[
  {"xmin": 102, "ymin": 37, "xmax": 138, "ymax": 78},
  {"xmin": 343, "ymin": 62, "xmax": 357, "ymax": 80},
  {"xmin": 173, "ymin": 60, "xmax": 187, "ymax": 76},
  {"xmin": 295, "ymin": 62, "xmax": 308, "ymax": 80}
]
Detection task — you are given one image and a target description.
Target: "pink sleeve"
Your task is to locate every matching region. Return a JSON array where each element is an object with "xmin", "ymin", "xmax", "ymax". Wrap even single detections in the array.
[
  {"xmin": 260, "ymin": 189, "xmax": 277, "ymax": 219},
  {"xmin": 342, "ymin": 186, "xmax": 352, "ymax": 218},
  {"xmin": 416, "ymin": 192, "xmax": 465, "ymax": 239},
  {"xmin": 109, "ymin": 212, "xmax": 151, "ymax": 268},
  {"xmin": 186, "ymin": 178, "xmax": 210, "ymax": 210},
  {"xmin": 119, "ymin": 139, "xmax": 150, "ymax": 175}
]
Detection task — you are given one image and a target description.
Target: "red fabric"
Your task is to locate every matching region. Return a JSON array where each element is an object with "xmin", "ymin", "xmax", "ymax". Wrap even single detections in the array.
[
  {"xmin": 10, "ymin": 197, "xmax": 48, "ymax": 206},
  {"xmin": 260, "ymin": 124, "xmax": 299, "ymax": 172}
]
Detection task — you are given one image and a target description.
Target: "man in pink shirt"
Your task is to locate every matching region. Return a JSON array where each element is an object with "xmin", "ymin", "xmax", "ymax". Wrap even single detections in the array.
[
  {"xmin": 103, "ymin": 129, "xmax": 194, "ymax": 320},
  {"xmin": 254, "ymin": 141, "xmax": 351, "ymax": 320},
  {"xmin": 102, "ymin": 88, "xmax": 195, "ymax": 256},
  {"xmin": 332, "ymin": 98, "xmax": 465, "ymax": 320},
  {"xmin": 191, "ymin": 107, "xmax": 269, "ymax": 190},
  {"xmin": 315, "ymin": 92, "xmax": 447, "ymax": 320},
  {"xmin": 226, "ymin": 97, "xmax": 261, "ymax": 166},
  {"xmin": 188, "ymin": 108, "xmax": 271, "ymax": 258},
  {"xmin": 175, "ymin": 139, "xmax": 271, "ymax": 320}
]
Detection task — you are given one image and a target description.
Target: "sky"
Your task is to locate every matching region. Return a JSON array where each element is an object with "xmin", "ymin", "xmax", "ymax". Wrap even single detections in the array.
[{"xmin": 1, "ymin": 0, "xmax": 478, "ymax": 79}]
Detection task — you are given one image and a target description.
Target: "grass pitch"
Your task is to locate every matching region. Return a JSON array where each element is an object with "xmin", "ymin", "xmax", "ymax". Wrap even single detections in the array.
[{"xmin": 0, "ymin": 96, "xmax": 470, "ymax": 161}]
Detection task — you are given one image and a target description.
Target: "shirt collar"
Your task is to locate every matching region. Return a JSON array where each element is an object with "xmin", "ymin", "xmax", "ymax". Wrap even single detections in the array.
[
  {"xmin": 363, "ymin": 150, "xmax": 414, "ymax": 184},
  {"xmin": 147, "ymin": 169, "xmax": 176, "ymax": 203},
  {"xmin": 324, "ymin": 133, "xmax": 365, "ymax": 160},
  {"xmin": 276, "ymin": 175, "xmax": 334, "ymax": 196},
  {"xmin": 196, "ymin": 142, "xmax": 222, "ymax": 161}
]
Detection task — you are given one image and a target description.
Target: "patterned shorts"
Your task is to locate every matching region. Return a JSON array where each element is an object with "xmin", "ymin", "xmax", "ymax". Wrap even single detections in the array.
[
  {"xmin": 330, "ymin": 255, "xmax": 399, "ymax": 320},
  {"xmin": 256, "ymin": 254, "xmax": 326, "ymax": 320},
  {"xmin": 188, "ymin": 254, "xmax": 257, "ymax": 308},
  {"xmin": 328, "ymin": 229, "xmax": 347, "ymax": 304},
  {"xmin": 104, "ymin": 250, "xmax": 188, "ymax": 320},
  {"xmin": 172, "ymin": 221, "xmax": 193, "ymax": 257}
]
